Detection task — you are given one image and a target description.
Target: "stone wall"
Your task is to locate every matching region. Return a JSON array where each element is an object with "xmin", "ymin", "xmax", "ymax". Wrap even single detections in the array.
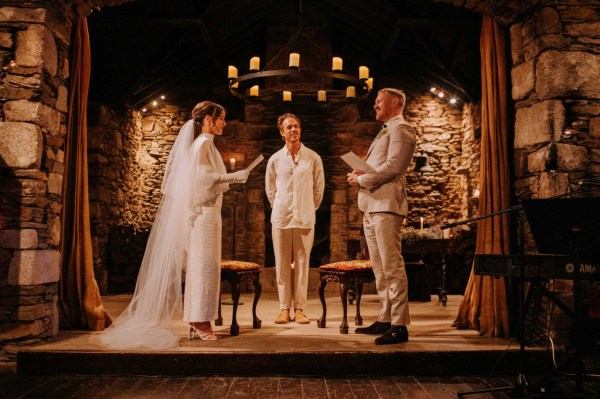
[
  {"xmin": 509, "ymin": 2, "xmax": 600, "ymax": 347},
  {"xmin": 0, "ymin": 1, "xmax": 82, "ymax": 368}
]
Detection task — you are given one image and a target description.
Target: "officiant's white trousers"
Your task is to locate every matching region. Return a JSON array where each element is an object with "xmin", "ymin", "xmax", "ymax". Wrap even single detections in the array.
[{"xmin": 272, "ymin": 226, "xmax": 314, "ymax": 311}]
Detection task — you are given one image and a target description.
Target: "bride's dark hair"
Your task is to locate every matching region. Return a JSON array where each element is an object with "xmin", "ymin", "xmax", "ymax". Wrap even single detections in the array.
[
  {"xmin": 191, "ymin": 101, "xmax": 225, "ymax": 137},
  {"xmin": 192, "ymin": 101, "xmax": 224, "ymax": 122}
]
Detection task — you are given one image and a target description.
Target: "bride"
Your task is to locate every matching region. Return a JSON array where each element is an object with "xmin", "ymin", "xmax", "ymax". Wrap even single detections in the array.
[{"xmin": 100, "ymin": 101, "xmax": 249, "ymax": 348}]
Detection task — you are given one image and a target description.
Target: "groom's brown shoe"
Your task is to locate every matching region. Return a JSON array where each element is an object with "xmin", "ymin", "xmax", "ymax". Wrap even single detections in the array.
[{"xmin": 355, "ymin": 321, "xmax": 391, "ymax": 335}]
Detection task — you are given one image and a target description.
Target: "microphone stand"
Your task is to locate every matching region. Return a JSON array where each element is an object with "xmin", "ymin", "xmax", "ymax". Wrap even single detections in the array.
[{"xmin": 448, "ymin": 203, "xmax": 530, "ymax": 397}]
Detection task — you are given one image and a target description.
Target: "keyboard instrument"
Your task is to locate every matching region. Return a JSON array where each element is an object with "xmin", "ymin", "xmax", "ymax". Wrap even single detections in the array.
[{"xmin": 474, "ymin": 254, "xmax": 600, "ymax": 281}]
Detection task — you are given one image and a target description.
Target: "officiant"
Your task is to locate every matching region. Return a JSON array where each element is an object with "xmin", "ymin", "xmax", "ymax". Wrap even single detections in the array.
[{"xmin": 265, "ymin": 113, "xmax": 325, "ymax": 325}]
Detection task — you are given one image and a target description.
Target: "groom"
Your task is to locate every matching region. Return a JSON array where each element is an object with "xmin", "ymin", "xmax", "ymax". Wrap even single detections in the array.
[{"xmin": 347, "ymin": 88, "xmax": 416, "ymax": 345}]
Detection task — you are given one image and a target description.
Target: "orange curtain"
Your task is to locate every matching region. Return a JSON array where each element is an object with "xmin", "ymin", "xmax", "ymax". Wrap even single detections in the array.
[
  {"xmin": 59, "ymin": 17, "xmax": 110, "ymax": 330},
  {"xmin": 453, "ymin": 15, "xmax": 511, "ymax": 337}
]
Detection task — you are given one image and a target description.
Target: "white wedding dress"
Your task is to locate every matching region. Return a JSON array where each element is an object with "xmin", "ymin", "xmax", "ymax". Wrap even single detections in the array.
[{"xmin": 99, "ymin": 121, "xmax": 240, "ymax": 349}]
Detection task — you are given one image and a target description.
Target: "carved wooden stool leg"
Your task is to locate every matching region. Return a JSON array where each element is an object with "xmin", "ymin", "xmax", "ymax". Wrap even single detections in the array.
[
  {"xmin": 252, "ymin": 273, "xmax": 262, "ymax": 329},
  {"xmin": 317, "ymin": 277, "xmax": 327, "ymax": 328},
  {"xmin": 215, "ymin": 288, "xmax": 223, "ymax": 326},
  {"xmin": 229, "ymin": 277, "xmax": 241, "ymax": 336},
  {"xmin": 339, "ymin": 282, "xmax": 349, "ymax": 334},
  {"xmin": 354, "ymin": 282, "xmax": 364, "ymax": 326}
]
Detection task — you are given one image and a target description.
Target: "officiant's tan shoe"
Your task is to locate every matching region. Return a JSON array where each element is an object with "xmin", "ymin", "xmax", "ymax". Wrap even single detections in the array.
[
  {"xmin": 274, "ymin": 309, "xmax": 290, "ymax": 324},
  {"xmin": 294, "ymin": 309, "xmax": 310, "ymax": 324}
]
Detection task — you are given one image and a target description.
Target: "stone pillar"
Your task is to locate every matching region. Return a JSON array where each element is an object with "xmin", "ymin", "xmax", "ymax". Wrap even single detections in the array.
[{"xmin": 0, "ymin": 3, "xmax": 77, "ymax": 367}]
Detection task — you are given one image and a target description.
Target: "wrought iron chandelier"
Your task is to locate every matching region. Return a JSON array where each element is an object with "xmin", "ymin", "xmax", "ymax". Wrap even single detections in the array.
[{"xmin": 227, "ymin": 54, "xmax": 373, "ymax": 102}]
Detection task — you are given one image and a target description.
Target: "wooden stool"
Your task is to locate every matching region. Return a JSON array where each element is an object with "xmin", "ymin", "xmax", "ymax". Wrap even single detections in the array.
[
  {"xmin": 317, "ymin": 260, "xmax": 375, "ymax": 334},
  {"xmin": 216, "ymin": 260, "xmax": 262, "ymax": 336}
]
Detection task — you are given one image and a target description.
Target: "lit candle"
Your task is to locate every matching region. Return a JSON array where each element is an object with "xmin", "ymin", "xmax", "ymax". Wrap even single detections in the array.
[
  {"xmin": 231, "ymin": 81, "xmax": 239, "ymax": 89},
  {"xmin": 365, "ymin": 77, "xmax": 373, "ymax": 90},
  {"xmin": 359, "ymin": 66, "xmax": 369, "ymax": 80},
  {"xmin": 228, "ymin": 65, "xmax": 238, "ymax": 78},
  {"xmin": 346, "ymin": 86, "xmax": 355, "ymax": 98},
  {"xmin": 283, "ymin": 91, "xmax": 292, "ymax": 102},
  {"xmin": 289, "ymin": 53, "xmax": 300, "ymax": 68},
  {"xmin": 318, "ymin": 90, "xmax": 326, "ymax": 102},
  {"xmin": 249, "ymin": 56, "xmax": 260, "ymax": 71},
  {"xmin": 229, "ymin": 158, "xmax": 236, "ymax": 171},
  {"xmin": 420, "ymin": 217, "xmax": 424, "ymax": 232},
  {"xmin": 332, "ymin": 57, "xmax": 343, "ymax": 71},
  {"xmin": 249, "ymin": 85, "xmax": 259, "ymax": 97}
]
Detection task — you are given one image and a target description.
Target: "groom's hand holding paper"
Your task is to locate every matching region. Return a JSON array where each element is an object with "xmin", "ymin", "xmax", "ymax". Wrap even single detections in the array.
[{"xmin": 341, "ymin": 151, "xmax": 373, "ymax": 172}]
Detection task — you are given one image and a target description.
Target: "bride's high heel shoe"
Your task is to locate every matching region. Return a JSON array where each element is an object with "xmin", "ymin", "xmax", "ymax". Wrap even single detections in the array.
[{"xmin": 188, "ymin": 324, "xmax": 219, "ymax": 341}]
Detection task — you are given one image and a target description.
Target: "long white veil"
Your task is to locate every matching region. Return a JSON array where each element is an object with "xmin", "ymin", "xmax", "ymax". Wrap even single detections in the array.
[{"xmin": 99, "ymin": 120, "xmax": 197, "ymax": 349}]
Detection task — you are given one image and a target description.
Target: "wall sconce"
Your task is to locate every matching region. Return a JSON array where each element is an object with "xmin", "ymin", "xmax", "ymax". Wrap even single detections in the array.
[{"xmin": 414, "ymin": 155, "xmax": 433, "ymax": 174}]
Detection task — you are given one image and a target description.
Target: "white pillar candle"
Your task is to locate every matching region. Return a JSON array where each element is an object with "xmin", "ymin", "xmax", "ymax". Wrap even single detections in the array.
[
  {"xmin": 365, "ymin": 77, "xmax": 373, "ymax": 90},
  {"xmin": 346, "ymin": 86, "xmax": 356, "ymax": 98},
  {"xmin": 318, "ymin": 90, "xmax": 326, "ymax": 102},
  {"xmin": 231, "ymin": 81, "xmax": 239, "ymax": 89},
  {"xmin": 332, "ymin": 57, "xmax": 343, "ymax": 71},
  {"xmin": 359, "ymin": 66, "xmax": 369, "ymax": 80},
  {"xmin": 283, "ymin": 91, "xmax": 292, "ymax": 102},
  {"xmin": 249, "ymin": 85, "xmax": 259, "ymax": 97},
  {"xmin": 420, "ymin": 217, "xmax": 424, "ymax": 232},
  {"xmin": 228, "ymin": 65, "xmax": 238, "ymax": 78},
  {"xmin": 229, "ymin": 158, "xmax": 236, "ymax": 171},
  {"xmin": 289, "ymin": 53, "xmax": 300, "ymax": 68},
  {"xmin": 249, "ymin": 56, "xmax": 260, "ymax": 71}
]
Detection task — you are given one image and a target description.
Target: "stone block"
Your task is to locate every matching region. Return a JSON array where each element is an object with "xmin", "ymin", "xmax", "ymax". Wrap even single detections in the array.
[
  {"xmin": 47, "ymin": 172, "xmax": 62, "ymax": 195},
  {"xmin": 56, "ymin": 85, "xmax": 68, "ymax": 112},
  {"xmin": 510, "ymin": 23, "xmax": 524, "ymax": 65},
  {"xmin": 527, "ymin": 144, "xmax": 552, "ymax": 173},
  {"xmin": 0, "ymin": 7, "xmax": 45, "ymax": 23},
  {"xmin": 0, "ymin": 31, "xmax": 13, "ymax": 48},
  {"xmin": 514, "ymin": 100, "xmax": 565, "ymax": 148},
  {"xmin": 539, "ymin": 172, "xmax": 569, "ymax": 198},
  {"xmin": 590, "ymin": 117, "xmax": 600, "ymax": 138},
  {"xmin": 15, "ymin": 24, "xmax": 57, "ymax": 76},
  {"xmin": 536, "ymin": 50, "xmax": 600, "ymax": 100},
  {"xmin": 511, "ymin": 59, "xmax": 535, "ymax": 100},
  {"xmin": 0, "ymin": 320, "xmax": 42, "ymax": 341},
  {"xmin": 0, "ymin": 229, "xmax": 38, "ymax": 249},
  {"xmin": 4, "ymin": 100, "xmax": 61, "ymax": 133},
  {"xmin": 0, "ymin": 121, "xmax": 43, "ymax": 168},
  {"xmin": 536, "ymin": 7, "xmax": 561, "ymax": 35},
  {"xmin": 555, "ymin": 143, "xmax": 588, "ymax": 171},
  {"xmin": 13, "ymin": 304, "xmax": 46, "ymax": 321},
  {"xmin": 7, "ymin": 249, "xmax": 60, "ymax": 285}
]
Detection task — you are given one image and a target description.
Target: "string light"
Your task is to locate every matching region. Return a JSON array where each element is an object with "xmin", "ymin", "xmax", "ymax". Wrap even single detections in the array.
[
  {"xmin": 138, "ymin": 94, "xmax": 168, "ymax": 113},
  {"xmin": 428, "ymin": 86, "xmax": 461, "ymax": 106}
]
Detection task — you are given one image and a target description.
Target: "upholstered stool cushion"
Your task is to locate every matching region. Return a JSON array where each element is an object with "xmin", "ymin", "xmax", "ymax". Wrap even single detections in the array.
[
  {"xmin": 319, "ymin": 259, "xmax": 372, "ymax": 271},
  {"xmin": 221, "ymin": 260, "xmax": 261, "ymax": 271}
]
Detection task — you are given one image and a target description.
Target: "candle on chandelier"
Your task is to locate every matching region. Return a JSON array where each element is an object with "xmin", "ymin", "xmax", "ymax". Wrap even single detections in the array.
[
  {"xmin": 249, "ymin": 85, "xmax": 259, "ymax": 97},
  {"xmin": 229, "ymin": 158, "xmax": 236, "ymax": 171},
  {"xmin": 249, "ymin": 56, "xmax": 260, "ymax": 71},
  {"xmin": 289, "ymin": 53, "xmax": 300, "ymax": 68},
  {"xmin": 228, "ymin": 65, "xmax": 238, "ymax": 79},
  {"xmin": 332, "ymin": 57, "xmax": 343, "ymax": 71},
  {"xmin": 359, "ymin": 66, "xmax": 369, "ymax": 80},
  {"xmin": 346, "ymin": 86, "xmax": 356, "ymax": 98},
  {"xmin": 365, "ymin": 77, "xmax": 373, "ymax": 90},
  {"xmin": 318, "ymin": 90, "xmax": 327, "ymax": 102},
  {"xmin": 283, "ymin": 91, "xmax": 292, "ymax": 102}
]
